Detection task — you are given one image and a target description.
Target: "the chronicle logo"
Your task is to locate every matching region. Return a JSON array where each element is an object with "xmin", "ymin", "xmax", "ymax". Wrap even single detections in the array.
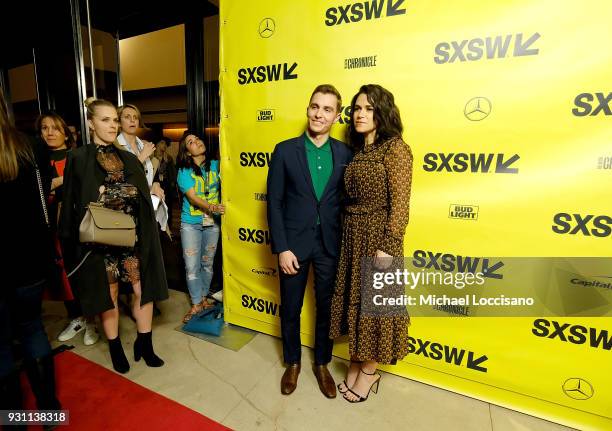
[
  {"xmin": 257, "ymin": 109, "xmax": 275, "ymax": 122},
  {"xmin": 552, "ymin": 213, "xmax": 612, "ymax": 237},
  {"xmin": 449, "ymin": 204, "xmax": 478, "ymax": 221},
  {"xmin": 597, "ymin": 156, "xmax": 612, "ymax": 169},
  {"xmin": 572, "ymin": 92, "xmax": 611, "ymax": 116},
  {"xmin": 464, "ymin": 97, "xmax": 492, "ymax": 121},
  {"xmin": 344, "ymin": 55, "xmax": 377, "ymax": 70},
  {"xmin": 434, "ymin": 32, "xmax": 540, "ymax": 64},
  {"xmin": 238, "ymin": 62, "xmax": 298, "ymax": 85},
  {"xmin": 238, "ymin": 227, "xmax": 271, "ymax": 245},
  {"xmin": 423, "ymin": 153, "xmax": 520, "ymax": 174},
  {"xmin": 251, "ymin": 267, "xmax": 277, "ymax": 277},
  {"xmin": 325, "ymin": 0, "xmax": 406, "ymax": 26},
  {"xmin": 532, "ymin": 319, "xmax": 612, "ymax": 351},
  {"xmin": 412, "ymin": 249, "xmax": 504, "ymax": 279},
  {"xmin": 254, "ymin": 193, "xmax": 267, "ymax": 202},
  {"xmin": 239, "ymin": 152, "xmax": 272, "ymax": 167},
  {"xmin": 562, "ymin": 378, "xmax": 594, "ymax": 401},
  {"xmin": 258, "ymin": 18, "xmax": 275, "ymax": 38}
]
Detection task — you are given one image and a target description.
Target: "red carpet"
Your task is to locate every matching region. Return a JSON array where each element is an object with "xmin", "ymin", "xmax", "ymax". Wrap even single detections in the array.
[{"xmin": 22, "ymin": 351, "xmax": 230, "ymax": 430}]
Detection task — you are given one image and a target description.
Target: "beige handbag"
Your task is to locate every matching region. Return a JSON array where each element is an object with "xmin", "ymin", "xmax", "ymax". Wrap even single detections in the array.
[{"xmin": 79, "ymin": 203, "xmax": 136, "ymax": 247}]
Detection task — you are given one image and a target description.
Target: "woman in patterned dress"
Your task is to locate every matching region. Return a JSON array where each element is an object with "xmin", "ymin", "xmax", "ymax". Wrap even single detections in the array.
[
  {"xmin": 329, "ymin": 84, "xmax": 413, "ymax": 402},
  {"xmin": 60, "ymin": 99, "xmax": 168, "ymax": 374}
]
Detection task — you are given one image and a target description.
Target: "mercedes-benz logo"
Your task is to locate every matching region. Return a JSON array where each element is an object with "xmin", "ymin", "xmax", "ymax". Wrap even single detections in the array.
[
  {"xmin": 562, "ymin": 378, "xmax": 594, "ymax": 400},
  {"xmin": 258, "ymin": 18, "xmax": 275, "ymax": 38},
  {"xmin": 464, "ymin": 97, "xmax": 492, "ymax": 121}
]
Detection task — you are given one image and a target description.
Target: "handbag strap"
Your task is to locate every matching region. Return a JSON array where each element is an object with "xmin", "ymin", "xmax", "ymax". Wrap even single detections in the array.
[{"xmin": 34, "ymin": 164, "xmax": 50, "ymax": 227}]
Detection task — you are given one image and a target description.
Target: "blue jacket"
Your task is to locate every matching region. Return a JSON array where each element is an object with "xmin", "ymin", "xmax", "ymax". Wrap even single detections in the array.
[{"xmin": 266, "ymin": 134, "xmax": 353, "ymax": 260}]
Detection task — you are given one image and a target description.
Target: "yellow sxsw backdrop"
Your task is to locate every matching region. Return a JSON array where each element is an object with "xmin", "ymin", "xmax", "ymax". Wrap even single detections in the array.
[{"xmin": 219, "ymin": 1, "xmax": 612, "ymax": 429}]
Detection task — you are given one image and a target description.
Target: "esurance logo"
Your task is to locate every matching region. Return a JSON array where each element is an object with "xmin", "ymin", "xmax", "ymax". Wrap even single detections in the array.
[
  {"xmin": 325, "ymin": 0, "xmax": 406, "ymax": 26},
  {"xmin": 532, "ymin": 319, "xmax": 612, "ymax": 351},
  {"xmin": 238, "ymin": 227, "xmax": 271, "ymax": 245},
  {"xmin": 423, "ymin": 153, "xmax": 519, "ymax": 174},
  {"xmin": 572, "ymin": 92, "xmax": 612, "ymax": 117},
  {"xmin": 552, "ymin": 213, "xmax": 612, "ymax": 237},
  {"xmin": 413, "ymin": 249, "xmax": 504, "ymax": 279},
  {"xmin": 257, "ymin": 109, "xmax": 275, "ymax": 122},
  {"xmin": 434, "ymin": 33, "xmax": 540, "ymax": 64},
  {"xmin": 239, "ymin": 152, "xmax": 271, "ymax": 167},
  {"xmin": 449, "ymin": 204, "xmax": 478, "ymax": 221},
  {"xmin": 237, "ymin": 62, "xmax": 298, "ymax": 85}
]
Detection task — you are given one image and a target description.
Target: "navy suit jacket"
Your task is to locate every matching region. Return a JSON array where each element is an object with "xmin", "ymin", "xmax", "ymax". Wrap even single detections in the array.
[{"xmin": 266, "ymin": 134, "xmax": 353, "ymax": 260}]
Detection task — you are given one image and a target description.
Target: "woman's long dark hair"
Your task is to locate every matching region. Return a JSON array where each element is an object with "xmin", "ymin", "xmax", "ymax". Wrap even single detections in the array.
[
  {"xmin": 177, "ymin": 130, "xmax": 211, "ymax": 178},
  {"xmin": 348, "ymin": 84, "xmax": 403, "ymax": 151}
]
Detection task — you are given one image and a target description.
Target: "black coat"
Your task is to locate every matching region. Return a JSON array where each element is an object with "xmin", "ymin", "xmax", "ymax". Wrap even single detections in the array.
[
  {"xmin": 266, "ymin": 134, "xmax": 353, "ymax": 260},
  {"xmin": 59, "ymin": 144, "xmax": 168, "ymax": 316}
]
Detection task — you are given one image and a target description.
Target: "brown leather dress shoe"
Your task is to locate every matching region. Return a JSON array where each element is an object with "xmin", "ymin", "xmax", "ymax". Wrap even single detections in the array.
[
  {"xmin": 313, "ymin": 364, "xmax": 337, "ymax": 398},
  {"xmin": 281, "ymin": 363, "xmax": 301, "ymax": 395}
]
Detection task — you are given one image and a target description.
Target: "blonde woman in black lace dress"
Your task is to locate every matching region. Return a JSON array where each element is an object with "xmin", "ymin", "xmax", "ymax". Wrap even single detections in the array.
[
  {"xmin": 60, "ymin": 99, "xmax": 168, "ymax": 374},
  {"xmin": 329, "ymin": 84, "xmax": 413, "ymax": 403}
]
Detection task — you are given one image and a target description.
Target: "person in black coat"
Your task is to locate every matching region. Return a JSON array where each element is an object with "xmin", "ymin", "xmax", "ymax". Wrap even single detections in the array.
[
  {"xmin": 267, "ymin": 84, "xmax": 353, "ymax": 398},
  {"xmin": 60, "ymin": 98, "xmax": 168, "ymax": 374}
]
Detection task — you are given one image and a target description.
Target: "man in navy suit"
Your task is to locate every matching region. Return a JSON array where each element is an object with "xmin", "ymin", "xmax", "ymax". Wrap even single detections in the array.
[{"xmin": 267, "ymin": 84, "xmax": 352, "ymax": 398}]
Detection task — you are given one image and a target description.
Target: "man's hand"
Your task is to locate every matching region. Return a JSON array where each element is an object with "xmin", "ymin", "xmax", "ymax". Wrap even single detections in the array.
[
  {"xmin": 51, "ymin": 176, "xmax": 63, "ymax": 191},
  {"xmin": 374, "ymin": 249, "xmax": 393, "ymax": 270},
  {"xmin": 279, "ymin": 250, "xmax": 300, "ymax": 275},
  {"xmin": 140, "ymin": 140, "xmax": 156, "ymax": 161}
]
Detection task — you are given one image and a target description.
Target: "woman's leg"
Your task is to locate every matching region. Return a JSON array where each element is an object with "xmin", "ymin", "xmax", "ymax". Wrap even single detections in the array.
[
  {"xmin": 343, "ymin": 360, "xmax": 380, "ymax": 401},
  {"xmin": 199, "ymin": 223, "xmax": 220, "ymax": 300},
  {"xmin": 181, "ymin": 223, "xmax": 204, "ymax": 306},
  {"xmin": 339, "ymin": 356, "xmax": 362, "ymax": 392},
  {"xmin": 131, "ymin": 281, "xmax": 153, "ymax": 332},
  {"xmin": 100, "ymin": 282, "xmax": 120, "ymax": 339}
]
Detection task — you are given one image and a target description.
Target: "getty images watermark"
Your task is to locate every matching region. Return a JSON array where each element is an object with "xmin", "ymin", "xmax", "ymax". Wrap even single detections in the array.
[{"xmin": 360, "ymin": 257, "xmax": 612, "ymax": 317}]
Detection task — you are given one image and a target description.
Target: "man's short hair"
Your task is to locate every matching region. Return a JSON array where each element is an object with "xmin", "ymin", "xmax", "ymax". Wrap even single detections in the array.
[{"xmin": 310, "ymin": 84, "xmax": 342, "ymax": 113}]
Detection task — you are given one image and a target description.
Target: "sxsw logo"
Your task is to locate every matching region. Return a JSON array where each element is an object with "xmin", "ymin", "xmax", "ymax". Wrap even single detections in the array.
[
  {"xmin": 257, "ymin": 109, "xmax": 275, "ymax": 122},
  {"xmin": 449, "ymin": 204, "xmax": 479, "ymax": 221},
  {"xmin": 241, "ymin": 295, "xmax": 280, "ymax": 316},
  {"xmin": 434, "ymin": 33, "xmax": 540, "ymax": 64},
  {"xmin": 412, "ymin": 249, "xmax": 504, "ymax": 279},
  {"xmin": 239, "ymin": 152, "xmax": 272, "ymax": 167},
  {"xmin": 572, "ymin": 92, "xmax": 612, "ymax": 116},
  {"xmin": 338, "ymin": 105, "xmax": 352, "ymax": 124},
  {"xmin": 254, "ymin": 193, "xmax": 267, "ymax": 202},
  {"xmin": 532, "ymin": 319, "xmax": 612, "ymax": 351},
  {"xmin": 598, "ymin": 156, "xmax": 612, "ymax": 170},
  {"xmin": 423, "ymin": 153, "xmax": 520, "ymax": 174},
  {"xmin": 552, "ymin": 213, "xmax": 612, "ymax": 238},
  {"xmin": 237, "ymin": 62, "xmax": 298, "ymax": 85},
  {"xmin": 238, "ymin": 227, "xmax": 271, "ymax": 245},
  {"xmin": 325, "ymin": 0, "xmax": 406, "ymax": 26}
]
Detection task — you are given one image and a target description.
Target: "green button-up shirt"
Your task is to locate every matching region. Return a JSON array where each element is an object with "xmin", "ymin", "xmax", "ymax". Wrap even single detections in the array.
[{"xmin": 304, "ymin": 134, "xmax": 333, "ymax": 202}]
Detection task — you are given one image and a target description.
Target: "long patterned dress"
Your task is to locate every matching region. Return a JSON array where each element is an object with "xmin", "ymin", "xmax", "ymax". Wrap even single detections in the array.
[{"xmin": 329, "ymin": 136, "xmax": 413, "ymax": 364}]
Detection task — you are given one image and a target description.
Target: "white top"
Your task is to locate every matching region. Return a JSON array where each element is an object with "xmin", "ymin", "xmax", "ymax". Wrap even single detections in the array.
[{"xmin": 116, "ymin": 132, "xmax": 154, "ymax": 187}]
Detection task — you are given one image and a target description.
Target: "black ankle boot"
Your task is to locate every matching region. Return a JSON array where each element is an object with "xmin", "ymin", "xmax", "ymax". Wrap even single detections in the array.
[
  {"xmin": 108, "ymin": 336, "xmax": 130, "ymax": 374},
  {"xmin": 23, "ymin": 354, "xmax": 61, "ymax": 410},
  {"xmin": 134, "ymin": 331, "xmax": 164, "ymax": 367}
]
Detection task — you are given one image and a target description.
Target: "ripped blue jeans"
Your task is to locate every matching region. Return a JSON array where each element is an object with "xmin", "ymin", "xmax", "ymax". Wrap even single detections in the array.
[{"xmin": 180, "ymin": 221, "xmax": 220, "ymax": 305}]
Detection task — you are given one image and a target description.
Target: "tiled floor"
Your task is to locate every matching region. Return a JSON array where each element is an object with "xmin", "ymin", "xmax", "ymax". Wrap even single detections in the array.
[{"xmin": 42, "ymin": 290, "xmax": 576, "ymax": 431}]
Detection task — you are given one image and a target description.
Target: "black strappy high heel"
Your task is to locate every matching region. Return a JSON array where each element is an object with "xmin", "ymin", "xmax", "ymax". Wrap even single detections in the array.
[
  {"xmin": 343, "ymin": 368, "xmax": 381, "ymax": 403},
  {"xmin": 337, "ymin": 360, "xmax": 362, "ymax": 394}
]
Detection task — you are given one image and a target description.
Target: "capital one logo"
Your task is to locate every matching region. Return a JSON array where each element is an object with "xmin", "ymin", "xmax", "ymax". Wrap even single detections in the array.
[
  {"xmin": 434, "ymin": 33, "xmax": 540, "ymax": 64},
  {"xmin": 258, "ymin": 18, "xmax": 275, "ymax": 38},
  {"xmin": 572, "ymin": 92, "xmax": 612, "ymax": 116},
  {"xmin": 325, "ymin": 0, "xmax": 406, "ymax": 26}
]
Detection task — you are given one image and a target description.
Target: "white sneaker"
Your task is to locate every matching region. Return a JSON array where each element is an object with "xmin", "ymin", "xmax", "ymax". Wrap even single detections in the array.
[
  {"xmin": 57, "ymin": 317, "xmax": 86, "ymax": 342},
  {"xmin": 83, "ymin": 322, "xmax": 100, "ymax": 346},
  {"xmin": 211, "ymin": 290, "xmax": 223, "ymax": 302}
]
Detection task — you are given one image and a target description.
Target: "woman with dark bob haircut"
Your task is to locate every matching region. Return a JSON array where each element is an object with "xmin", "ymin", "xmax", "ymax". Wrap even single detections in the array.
[{"xmin": 329, "ymin": 84, "xmax": 413, "ymax": 403}]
